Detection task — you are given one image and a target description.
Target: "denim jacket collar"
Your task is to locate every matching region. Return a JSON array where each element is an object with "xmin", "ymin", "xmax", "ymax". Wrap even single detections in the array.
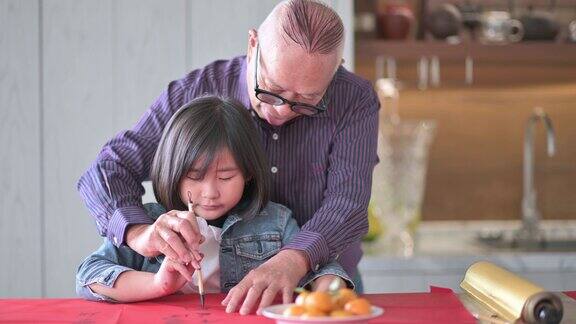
[
  {"xmin": 220, "ymin": 205, "xmax": 271, "ymax": 238},
  {"xmin": 220, "ymin": 213, "xmax": 242, "ymax": 237}
]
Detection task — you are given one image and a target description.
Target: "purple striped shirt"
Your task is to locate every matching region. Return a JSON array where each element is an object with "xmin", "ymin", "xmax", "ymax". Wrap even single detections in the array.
[{"xmin": 77, "ymin": 56, "xmax": 379, "ymax": 275}]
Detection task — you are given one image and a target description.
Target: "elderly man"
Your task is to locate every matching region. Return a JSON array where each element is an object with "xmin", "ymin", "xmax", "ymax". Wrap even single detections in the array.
[{"xmin": 78, "ymin": 0, "xmax": 379, "ymax": 315}]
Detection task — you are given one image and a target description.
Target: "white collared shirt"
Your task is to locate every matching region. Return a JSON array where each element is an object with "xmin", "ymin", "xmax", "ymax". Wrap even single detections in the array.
[{"xmin": 180, "ymin": 217, "xmax": 222, "ymax": 294}]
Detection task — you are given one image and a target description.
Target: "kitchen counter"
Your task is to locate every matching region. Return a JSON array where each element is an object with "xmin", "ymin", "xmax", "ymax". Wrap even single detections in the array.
[{"xmin": 359, "ymin": 220, "xmax": 576, "ymax": 293}]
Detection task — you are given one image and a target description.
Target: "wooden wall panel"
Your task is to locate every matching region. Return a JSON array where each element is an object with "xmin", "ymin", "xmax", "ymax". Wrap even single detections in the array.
[
  {"xmin": 327, "ymin": 0, "xmax": 354, "ymax": 71},
  {"xmin": 0, "ymin": 0, "xmax": 42, "ymax": 297},
  {"xmin": 43, "ymin": 0, "xmax": 186, "ymax": 297},
  {"xmin": 188, "ymin": 0, "xmax": 280, "ymax": 70},
  {"xmin": 187, "ymin": 0, "xmax": 354, "ymax": 71},
  {"xmin": 0, "ymin": 0, "xmax": 356, "ymax": 297}
]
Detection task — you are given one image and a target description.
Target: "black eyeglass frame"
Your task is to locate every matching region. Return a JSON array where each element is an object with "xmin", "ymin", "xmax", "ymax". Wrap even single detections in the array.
[{"xmin": 253, "ymin": 46, "xmax": 327, "ymax": 116}]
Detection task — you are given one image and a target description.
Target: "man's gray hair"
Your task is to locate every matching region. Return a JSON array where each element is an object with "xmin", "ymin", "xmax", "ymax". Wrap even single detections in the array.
[{"xmin": 264, "ymin": 0, "xmax": 344, "ymax": 54}]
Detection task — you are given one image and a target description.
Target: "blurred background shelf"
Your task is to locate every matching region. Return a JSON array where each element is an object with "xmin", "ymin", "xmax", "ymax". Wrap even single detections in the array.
[
  {"xmin": 356, "ymin": 40, "xmax": 576, "ymax": 62},
  {"xmin": 354, "ymin": 1, "xmax": 576, "ymax": 222}
]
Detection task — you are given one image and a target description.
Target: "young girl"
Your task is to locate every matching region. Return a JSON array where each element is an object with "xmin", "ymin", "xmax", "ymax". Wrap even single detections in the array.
[{"xmin": 76, "ymin": 96, "xmax": 351, "ymax": 303}]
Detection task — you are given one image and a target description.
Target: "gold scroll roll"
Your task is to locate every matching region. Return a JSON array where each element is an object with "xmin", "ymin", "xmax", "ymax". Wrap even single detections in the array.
[{"xmin": 460, "ymin": 261, "xmax": 563, "ymax": 324}]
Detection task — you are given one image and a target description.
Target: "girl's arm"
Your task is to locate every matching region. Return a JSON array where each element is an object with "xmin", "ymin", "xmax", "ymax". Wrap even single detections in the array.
[
  {"xmin": 88, "ymin": 270, "xmax": 160, "ymax": 302},
  {"xmin": 88, "ymin": 259, "xmax": 195, "ymax": 302},
  {"xmin": 76, "ymin": 238, "xmax": 194, "ymax": 302}
]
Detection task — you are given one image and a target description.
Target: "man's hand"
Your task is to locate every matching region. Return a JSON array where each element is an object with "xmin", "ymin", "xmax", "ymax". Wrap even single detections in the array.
[
  {"xmin": 311, "ymin": 274, "xmax": 345, "ymax": 292},
  {"xmin": 221, "ymin": 249, "xmax": 309, "ymax": 315},
  {"xmin": 126, "ymin": 210, "xmax": 204, "ymax": 268}
]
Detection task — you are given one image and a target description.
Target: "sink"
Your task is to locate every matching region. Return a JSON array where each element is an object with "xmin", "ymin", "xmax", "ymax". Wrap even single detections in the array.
[
  {"xmin": 477, "ymin": 224, "xmax": 576, "ymax": 252},
  {"xmin": 362, "ymin": 219, "xmax": 576, "ymax": 256},
  {"xmin": 359, "ymin": 220, "xmax": 576, "ymax": 294},
  {"xmin": 478, "ymin": 235, "xmax": 576, "ymax": 252}
]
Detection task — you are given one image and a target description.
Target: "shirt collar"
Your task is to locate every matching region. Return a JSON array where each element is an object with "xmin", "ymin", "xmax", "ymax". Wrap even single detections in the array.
[{"xmin": 237, "ymin": 56, "xmax": 252, "ymax": 111}]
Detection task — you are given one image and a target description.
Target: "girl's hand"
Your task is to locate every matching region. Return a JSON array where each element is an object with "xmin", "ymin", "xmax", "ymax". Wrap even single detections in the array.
[
  {"xmin": 311, "ymin": 274, "xmax": 345, "ymax": 292},
  {"xmin": 153, "ymin": 257, "xmax": 196, "ymax": 296}
]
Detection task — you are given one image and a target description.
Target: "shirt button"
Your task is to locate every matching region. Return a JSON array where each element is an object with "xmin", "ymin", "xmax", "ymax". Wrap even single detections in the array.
[
  {"xmin": 271, "ymin": 166, "xmax": 278, "ymax": 174},
  {"xmin": 272, "ymin": 133, "xmax": 279, "ymax": 140}
]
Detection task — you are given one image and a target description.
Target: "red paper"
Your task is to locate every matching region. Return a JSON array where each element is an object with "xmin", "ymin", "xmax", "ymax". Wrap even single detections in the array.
[
  {"xmin": 365, "ymin": 287, "xmax": 476, "ymax": 324},
  {"xmin": 565, "ymin": 291, "xmax": 576, "ymax": 300},
  {"xmin": 0, "ymin": 294, "xmax": 271, "ymax": 324},
  {"xmin": 0, "ymin": 288, "xmax": 476, "ymax": 324}
]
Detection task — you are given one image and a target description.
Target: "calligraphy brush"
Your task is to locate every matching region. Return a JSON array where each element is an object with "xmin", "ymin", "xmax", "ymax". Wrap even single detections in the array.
[{"xmin": 187, "ymin": 192, "xmax": 205, "ymax": 309}]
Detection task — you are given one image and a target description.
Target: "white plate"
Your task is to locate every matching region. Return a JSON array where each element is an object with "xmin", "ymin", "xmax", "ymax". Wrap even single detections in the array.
[{"xmin": 261, "ymin": 303, "xmax": 384, "ymax": 324}]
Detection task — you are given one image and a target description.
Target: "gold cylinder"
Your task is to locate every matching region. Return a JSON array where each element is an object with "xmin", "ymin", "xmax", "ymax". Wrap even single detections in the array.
[{"xmin": 460, "ymin": 261, "xmax": 563, "ymax": 323}]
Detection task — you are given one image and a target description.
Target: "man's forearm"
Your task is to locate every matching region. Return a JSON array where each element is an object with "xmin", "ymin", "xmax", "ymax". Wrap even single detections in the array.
[
  {"xmin": 124, "ymin": 223, "xmax": 159, "ymax": 257},
  {"xmin": 125, "ymin": 224, "xmax": 148, "ymax": 250},
  {"xmin": 77, "ymin": 164, "xmax": 152, "ymax": 246},
  {"xmin": 282, "ymin": 229, "xmax": 332, "ymax": 272},
  {"xmin": 109, "ymin": 206, "xmax": 154, "ymax": 246},
  {"xmin": 77, "ymin": 93, "xmax": 178, "ymax": 244},
  {"xmin": 277, "ymin": 249, "xmax": 310, "ymax": 276}
]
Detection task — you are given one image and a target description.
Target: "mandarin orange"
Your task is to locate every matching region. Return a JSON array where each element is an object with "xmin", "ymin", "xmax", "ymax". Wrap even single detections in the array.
[
  {"xmin": 304, "ymin": 291, "xmax": 333, "ymax": 313},
  {"xmin": 282, "ymin": 305, "xmax": 306, "ymax": 317},
  {"xmin": 344, "ymin": 298, "xmax": 372, "ymax": 315}
]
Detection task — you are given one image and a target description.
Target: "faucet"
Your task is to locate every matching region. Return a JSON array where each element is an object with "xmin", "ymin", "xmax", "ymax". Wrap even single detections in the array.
[{"xmin": 515, "ymin": 107, "xmax": 556, "ymax": 245}]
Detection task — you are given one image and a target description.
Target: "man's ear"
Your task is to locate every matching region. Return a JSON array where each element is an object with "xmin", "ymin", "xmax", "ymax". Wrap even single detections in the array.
[{"xmin": 247, "ymin": 29, "xmax": 258, "ymax": 60}]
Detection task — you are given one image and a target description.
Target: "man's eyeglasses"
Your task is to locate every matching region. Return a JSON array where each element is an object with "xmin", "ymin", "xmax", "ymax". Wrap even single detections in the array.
[{"xmin": 253, "ymin": 46, "xmax": 327, "ymax": 116}]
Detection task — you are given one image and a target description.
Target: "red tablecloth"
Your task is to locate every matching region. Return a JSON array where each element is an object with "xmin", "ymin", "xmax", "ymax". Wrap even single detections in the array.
[
  {"xmin": 4, "ymin": 288, "xmax": 574, "ymax": 323},
  {"xmin": 565, "ymin": 291, "xmax": 576, "ymax": 300}
]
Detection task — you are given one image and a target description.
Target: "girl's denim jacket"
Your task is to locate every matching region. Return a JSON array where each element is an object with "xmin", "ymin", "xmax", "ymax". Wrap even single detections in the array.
[{"xmin": 76, "ymin": 202, "xmax": 352, "ymax": 302}]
